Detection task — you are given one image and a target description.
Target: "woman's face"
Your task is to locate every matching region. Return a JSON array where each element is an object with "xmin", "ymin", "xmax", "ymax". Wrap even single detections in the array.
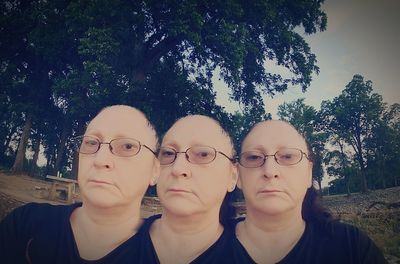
[
  {"xmin": 238, "ymin": 120, "xmax": 313, "ymax": 217},
  {"xmin": 156, "ymin": 115, "xmax": 237, "ymax": 218}
]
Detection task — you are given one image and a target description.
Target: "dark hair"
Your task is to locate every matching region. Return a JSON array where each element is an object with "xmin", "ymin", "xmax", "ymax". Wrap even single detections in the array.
[
  {"xmin": 301, "ymin": 186, "xmax": 335, "ymax": 224},
  {"xmin": 219, "ymin": 191, "xmax": 236, "ymax": 226},
  {"xmin": 302, "ymin": 131, "xmax": 336, "ymax": 224}
]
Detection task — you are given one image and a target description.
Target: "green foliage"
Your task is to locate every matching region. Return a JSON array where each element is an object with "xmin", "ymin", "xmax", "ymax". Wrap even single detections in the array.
[
  {"xmin": 277, "ymin": 98, "xmax": 327, "ymax": 189},
  {"xmin": 0, "ymin": 0, "xmax": 327, "ymax": 175},
  {"xmin": 320, "ymin": 74, "xmax": 386, "ymax": 193}
]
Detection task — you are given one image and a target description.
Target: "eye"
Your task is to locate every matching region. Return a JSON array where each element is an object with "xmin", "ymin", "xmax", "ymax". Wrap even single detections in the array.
[
  {"xmin": 279, "ymin": 153, "xmax": 294, "ymax": 160},
  {"xmin": 243, "ymin": 153, "xmax": 263, "ymax": 161},
  {"xmin": 188, "ymin": 146, "xmax": 215, "ymax": 163},
  {"xmin": 83, "ymin": 138, "xmax": 98, "ymax": 147},
  {"xmin": 113, "ymin": 139, "xmax": 140, "ymax": 154},
  {"xmin": 159, "ymin": 148, "xmax": 176, "ymax": 157},
  {"xmin": 193, "ymin": 149, "xmax": 213, "ymax": 159},
  {"xmin": 121, "ymin": 143, "xmax": 134, "ymax": 150},
  {"xmin": 276, "ymin": 149, "xmax": 302, "ymax": 164},
  {"xmin": 198, "ymin": 151, "xmax": 211, "ymax": 158}
]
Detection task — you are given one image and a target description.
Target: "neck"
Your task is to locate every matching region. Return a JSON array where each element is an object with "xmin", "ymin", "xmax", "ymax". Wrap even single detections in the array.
[
  {"xmin": 79, "ymin": 202, "xmax": 141, "ymax": 227},
  {"xmin": 159, "ymin": 209, "xmax": 223, "ymax": 235},
  {"xmin": 245, "ymin": 205, "xmax": 304, "ymax": 232},
  {"xmin": 236, "ymin": 206, "xmax": 306, "ymax": 264},
  {"xmin": 150, "ymin": 209, "xmax": 223, "ymax": 264},
  {"xmin": 70, "ymin": 200, "xmax": 143, "ymax": 260}
]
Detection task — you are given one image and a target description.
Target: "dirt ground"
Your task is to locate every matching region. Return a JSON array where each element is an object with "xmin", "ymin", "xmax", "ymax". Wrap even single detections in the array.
[{"xmin": 0, "ymin": 172, "xmax": 160, "ymax": 220}]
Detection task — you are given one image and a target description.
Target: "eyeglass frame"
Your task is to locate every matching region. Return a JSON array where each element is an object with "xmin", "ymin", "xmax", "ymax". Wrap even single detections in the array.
[
  {"xmin": 158, "ymin": 145, "xmax": 235, "ymax": 165},
  {"xmin": 71, "ymin": 135, "xmax": 157, "ymax": 157},
  {"xmin": 238, "ymin": 148, "xmax": 311, "ymax": 168}
]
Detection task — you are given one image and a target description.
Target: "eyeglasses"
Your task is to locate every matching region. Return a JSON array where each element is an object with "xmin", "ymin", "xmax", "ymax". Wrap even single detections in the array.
[
  {"xmin": 239, "ymin": 148, "xmax": 310, "ymax": 168},
  {"xmin": 158, "ymin": 145, "xmax": 235, "ymax": 165},
  {"xmin": 71, "ymin": 135, "xmax": 157, "ymax": 157}
]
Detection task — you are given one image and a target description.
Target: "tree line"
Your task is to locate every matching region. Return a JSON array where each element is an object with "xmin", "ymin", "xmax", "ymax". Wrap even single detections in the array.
[
  {"xmin": 1, "ymin": 0, "xmax": 398, "ymax": 194},
  {"xmin": 277, "ymin": 75, "xmax": 400, "ymax": 194}
]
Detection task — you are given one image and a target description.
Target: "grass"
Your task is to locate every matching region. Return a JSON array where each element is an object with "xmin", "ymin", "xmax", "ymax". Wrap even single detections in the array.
[{"xmin": 340, "ymin": 210, "xmax": 400, "ymax": 259}]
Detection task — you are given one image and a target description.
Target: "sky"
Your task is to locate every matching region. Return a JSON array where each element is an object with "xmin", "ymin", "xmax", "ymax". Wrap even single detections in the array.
[
  {"xmin": 213, "ymin": 0, "xmax": 400, "ymax": 187},
  {"xmin": 214, "ymin": 0, "xmax": 400, "ymax": 118}
]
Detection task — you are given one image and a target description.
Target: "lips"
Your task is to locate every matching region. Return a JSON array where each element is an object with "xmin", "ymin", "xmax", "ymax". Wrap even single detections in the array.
[
  {"xmin": 167, "ymin": 187, "xmax": 190, "ymax": 193},
  {"xmin": 258, "ymin": 189, "xmax": 281, "ymax": 194},
  {"xmin": 88, "ymin": 179, "xmax": 112, "ymax": 185}
]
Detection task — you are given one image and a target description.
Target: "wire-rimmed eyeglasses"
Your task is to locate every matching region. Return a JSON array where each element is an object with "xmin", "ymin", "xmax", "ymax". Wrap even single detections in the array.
[
  {"xmin": 158, "ymin": 145, "xmax": 235, "ymax": 165},
  {"xmin": 239, "ymin": 148, "xmax": 310, "ymax": 168},
  {"xmin": 71, "ymin": 135, "xmax": 157, "ymax": 157}
]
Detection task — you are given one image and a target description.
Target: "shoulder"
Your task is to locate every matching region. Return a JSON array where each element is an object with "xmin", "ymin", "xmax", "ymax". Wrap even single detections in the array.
[
  {"xmin": 1, "ymin": 203, "xmax": 80, "ymax": 231},
  {"xmin": 2, "ymin": 203, "xmax": 55, "ymax": 224}
]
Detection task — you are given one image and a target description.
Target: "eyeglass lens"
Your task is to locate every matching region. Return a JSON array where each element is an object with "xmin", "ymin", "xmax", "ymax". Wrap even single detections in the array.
[
  {"xmin": 158, "ymin": 146, "xmax": 217, "ymax": 165},
  {"xmin": 76, "ymin": 136, "xmax": 141, "ymax": 157},
  {"xmin": 240, "ymin": 148, "xmax": 303, "ymax": 168}
]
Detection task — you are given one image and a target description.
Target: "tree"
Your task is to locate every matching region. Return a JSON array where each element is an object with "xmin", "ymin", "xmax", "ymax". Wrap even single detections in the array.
[
  {"xmin": 64, "ymin": 0, "xmax": 327, "ymax": 110},
  {"xmin": 320, "ymin": 74, "xmax": 384, "ymax": 193},
  {"xmin": 1, "ymin": 0, "xmax": 66, "ymax": 173},
  {"xmin": 1, "ymin": 0, "xmax": 327, "ymax": 175},
  {"xmin": 277, "ymin": 98, "xmax": 327, "ymax": 191}
]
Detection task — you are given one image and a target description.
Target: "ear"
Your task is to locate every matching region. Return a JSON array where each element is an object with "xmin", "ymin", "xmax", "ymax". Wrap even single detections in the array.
[
  {"xmin": 149, "ymin": 158, "xmax": 160, "ymax": 186},
  {"xmin": 227, "ymin": 163, "xmax": 239, "ymax": 192}
]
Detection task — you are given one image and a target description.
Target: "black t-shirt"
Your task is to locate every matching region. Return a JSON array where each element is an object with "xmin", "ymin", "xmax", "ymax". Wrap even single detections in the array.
[
  {"xmin": 137, "ymin": 214, "xmax": 251, "ymax": 263},
  {"xmin": 231, "ymin": 218, "xmax": 388, "ymax": 264},
  {"xmin": 0, "ymin": 202, "xmax": 142, "ymax": 264}
]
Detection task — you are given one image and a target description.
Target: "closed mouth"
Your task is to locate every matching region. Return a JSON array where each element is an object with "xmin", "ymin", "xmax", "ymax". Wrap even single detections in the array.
[
  {"xmin": 168, "ymin": 188, "xmax": 190, "ymax": 193},
  {"xmin": 89, "ymin": 179, "xmax": 112, "ymax": 185},
  {"xmin": 258, "ymin": 189, "xmax": 281, "ymax": 194}
]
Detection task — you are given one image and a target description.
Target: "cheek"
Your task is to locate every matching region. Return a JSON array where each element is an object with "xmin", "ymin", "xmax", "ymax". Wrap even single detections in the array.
[
  {"xmin": 238, "ymin": 169, "xmax": 259, "ymax": 189},
  {"xmin": 78, "ymin": 158, "xmax": 92, "ymax": 179},
  {"xmin": 286, "ymin": 171, "xmax": 311, "ymax": 196}
]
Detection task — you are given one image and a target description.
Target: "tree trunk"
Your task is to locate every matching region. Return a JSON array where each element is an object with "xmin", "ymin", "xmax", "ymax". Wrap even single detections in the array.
[
  {"xmin": 11, "ymin": 113, "xmax": 33, "ymax": 174},
  {"xmin": 29, "ymin": 137, "xmax": 41, "ymax": 176},
  {"xmin": 53, "ymin": 120, "xmax": 70, "ymax": 175},
  {"xmin": 380, "ymin": 156, "xmax": 386, "ymax": 189},
  {"xmin": 317, "ymin": 178, "xmax": 322, "ymax": 192},
  {"xmin": 346, "ymin": 176, "xmax": 351, "ymax": 196},
  {"xmin": 45, "ymin": 143, "xmax": 56, "ymax": 176},
  {"xmin": 359, "ymin": 164, "xmax": 368, "ymax": 193},
  {"xmin": 71, "ymin": 120, "xmax": 86, "ymax": 179}
]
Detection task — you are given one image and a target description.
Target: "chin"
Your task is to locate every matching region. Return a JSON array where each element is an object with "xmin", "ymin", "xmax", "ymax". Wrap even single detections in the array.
[
  {"xmin": 82, "ymin": 190, "xmax": 122, "ymax": 208},
  {"xmin": 252, "ymin": 200, "xmax": 294, "ymax": 216},
  {"xmin": 162, "ymin": 199, "xmax": 201, "ymax": 217}
]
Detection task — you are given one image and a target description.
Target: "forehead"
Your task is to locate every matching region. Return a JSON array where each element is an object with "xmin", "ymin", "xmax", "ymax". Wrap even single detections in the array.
[
  {"xmin": 86, "ymin": 107, "xmax": 154, "ymax": 144},
  {"xmin": 162, "ymin": 116, "xmax": 231, "ymax": 150},
  {"xmin": 243, "ymin": 121, "xmax": 307, "ymax": 151}
]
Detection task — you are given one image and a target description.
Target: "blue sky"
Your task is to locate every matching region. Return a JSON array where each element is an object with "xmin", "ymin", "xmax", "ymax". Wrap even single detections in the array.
[{"xmin": 214, "ymin": 0, "xmax": 400, "ymax": 118}]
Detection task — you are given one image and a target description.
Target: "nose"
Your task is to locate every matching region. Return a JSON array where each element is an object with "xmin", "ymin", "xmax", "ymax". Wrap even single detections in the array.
[
  {"xmin": 170, "ymin": 152, "xmax": 191, "ymax": 178},
  {"xmin": 93, "ymin": 143, "xmax": 114, "ymax": 169},
  {"xmin": 263, "ymin": 156, "xmax": 279, "ymax": 179}
]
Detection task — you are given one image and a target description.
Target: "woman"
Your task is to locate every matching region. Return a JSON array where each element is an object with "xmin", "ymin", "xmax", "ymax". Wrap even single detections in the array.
[
  {"xmin": 234, "ymin": 120, "xmax": 387, "ymax": 263},
  {"xmin": 0, "ymin": 105, "xmax": 160, "ymax": 263},
  {"xmin": 138, "ymin": 115, "xmax": 242, "ymax": 263}
]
